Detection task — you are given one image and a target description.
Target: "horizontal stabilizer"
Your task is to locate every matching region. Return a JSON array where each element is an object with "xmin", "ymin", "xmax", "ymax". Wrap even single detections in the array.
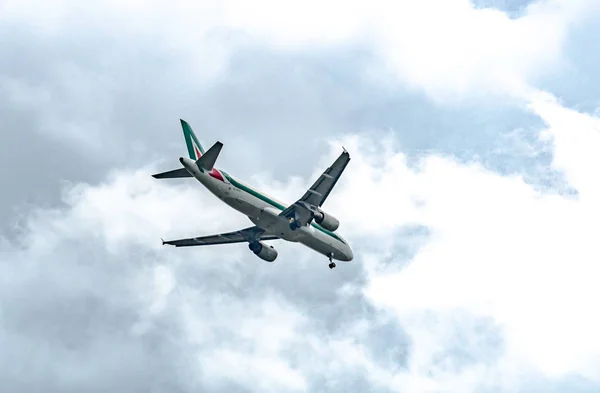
[
  {"xmin": 152, "ymin": 167, "xmax": 192, "ymax": 179},
  {"xmin": 196, "ymin": 141, "xmax": 223, "ymax": 171}
]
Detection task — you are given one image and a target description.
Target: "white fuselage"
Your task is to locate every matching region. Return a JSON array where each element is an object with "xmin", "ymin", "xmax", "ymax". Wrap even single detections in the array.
[{"xmin": 180, "ymin": 157, "xmax": 353, "ymax": 262}]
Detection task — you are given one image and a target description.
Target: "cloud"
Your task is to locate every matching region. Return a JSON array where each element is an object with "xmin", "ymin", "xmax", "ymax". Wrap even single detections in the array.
[
  {"xmin": 249, "ymin": 92, "xmax": 600, "ymax": 389},
  {"xmin": 0, "ymin": 161, "xmax": 401, "ymax": 392},
  {"xmin": 6, "ymin": 0, "xmax": 591, "ymax": 179},
  {"xmin": 2, "ymin": 90, "xmax": 599, "ymax": 392},
  {"xmin": 358, "ymin": 94, "xmax": 600, "ymax": 387},
  {"xmin": 1, "ymin": 7, "xmax": 553, "ymax": 238},
  {"xmin": 4, "ymin": 0, "xmax": 599, "ymax": 104},
  {"xmin": 173, "ymin": 0, "xmax": 599, "ymax": 101},
  {"xmin": 2, "ymin": 0, "xmax": 600, "ymax": 392}
]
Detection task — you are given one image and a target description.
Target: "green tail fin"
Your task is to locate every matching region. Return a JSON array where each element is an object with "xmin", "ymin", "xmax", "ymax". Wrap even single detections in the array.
[{"xmin": 180, "ymin": 119, "xmax": 205, "ymax": 160}]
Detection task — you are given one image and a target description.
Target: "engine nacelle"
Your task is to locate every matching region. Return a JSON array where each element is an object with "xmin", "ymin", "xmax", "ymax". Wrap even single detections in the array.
[
  {"xmin": 313, "ymin": 210, "xmax": 340, "ymax": 232},
  {"xmin": 248, "ymin": 241, "xmax": 278, "ymax": 262}
]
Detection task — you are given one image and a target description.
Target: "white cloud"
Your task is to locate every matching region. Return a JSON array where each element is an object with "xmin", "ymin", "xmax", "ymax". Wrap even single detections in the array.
[
  {"xmin": 201, "ymin": 349, "xmax": 307, "ymax": 392},
  {"xmin": 241, "ymin": 91, "xmax": 600, "ymax": 389},
  {"xmin": 356, "ymin": 94, "xmax": 600, "ymax": 386},
  {"xmin": 3, "ymin": 0, "xmax": 600, "ymax": 391},
  {"xmin": 3, "ymin": 0, "xmax": 599, "ymax": 102},
  {"xmin": 2, "ymin": 90, "xmax": 599, "ymax": 391},
  {"xmin": 190, "ymin": 293, "xmax": 309, "ymax": 392}
]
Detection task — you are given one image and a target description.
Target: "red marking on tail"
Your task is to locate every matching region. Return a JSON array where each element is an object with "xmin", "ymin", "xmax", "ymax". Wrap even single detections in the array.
[{"xmin": 209, "ymin": 168, "xmax": 225, "ymax": 182}]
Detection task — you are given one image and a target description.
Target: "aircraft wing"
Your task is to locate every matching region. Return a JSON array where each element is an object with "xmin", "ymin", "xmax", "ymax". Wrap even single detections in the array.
[
  {"xmin": 279, "ymin": 149, "xmax": 350, "ymax": 224},
  {"xmin": 162, "ymin": 226, "xmax": 279, "ymax": 247}
]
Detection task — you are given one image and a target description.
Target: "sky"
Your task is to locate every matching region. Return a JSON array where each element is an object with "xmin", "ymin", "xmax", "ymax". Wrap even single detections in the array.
[{"xmin": 1, "ymin": 0, "xmax": 600, "ymax": 392}]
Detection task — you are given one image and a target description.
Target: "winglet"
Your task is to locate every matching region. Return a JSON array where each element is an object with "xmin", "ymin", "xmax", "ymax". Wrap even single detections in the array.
[
  {"xmin": 161, "ymin": 238, "xmax": 165, "ymax": 245},
  {"xmin": 342, "ymin": 146, "xmax": 347, "ymax": 153}
]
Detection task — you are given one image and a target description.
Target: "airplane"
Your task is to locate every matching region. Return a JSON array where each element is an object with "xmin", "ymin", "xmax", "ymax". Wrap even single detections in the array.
[{"xmin": 152, "ymin": 119, "xmax": 353, "ymax": 269}]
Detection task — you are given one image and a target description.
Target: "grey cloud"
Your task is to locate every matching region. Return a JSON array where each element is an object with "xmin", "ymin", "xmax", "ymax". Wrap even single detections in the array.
[
  {"xmin": 0, "ymin": 176, "xmax": 408, "ymax": 392},
  {"xmin": 369, "ymin": 225, "xmax": 431, "ymax": 270},
  {"xmin": 2, "ymin": 6, "xmax": 599, "ymax": 393},
  {"xmin": 169, "ymin": 237, "xmax": 411, "ymax": 354},
  {"xmin": 306, "ymin": 370, "xmax": 395, "ymax": 393},
  {"xmin": 0, "ymin": 101, "xmax": 105, "ymax": 235},
  {"xmin": 471, "ymin": 0, "xmax": 540, "ymax": 17},
  {"xmin": 2, "ymin": 20, "xmax": 549, "ymax": 179},
  {"xmin": 1, "ymin": 16, "xmax": 553, "ymax": 288},
  {"xmin": 520, "ymin": 375, "xmax": 600, "ymax": 393},
  {"xmin": 360, "ymin": 316, "xmax": 412, "ymax": 371},
  {"xmin": 426, "ymin": 312, "xmax": 505, "ymax": 373},
  {"xmin": 0, "ymin": 243, "xmax": 199, "ymax": 393}
]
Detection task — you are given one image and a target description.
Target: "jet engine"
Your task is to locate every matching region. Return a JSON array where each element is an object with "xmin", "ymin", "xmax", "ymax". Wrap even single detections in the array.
[
  {"xmin": 313, "ymin": 210, "xmax": 340, "ymax": 232},
  {"xmin": 248, "ymin": 241, "xmax": 278, "ymax": 262}
]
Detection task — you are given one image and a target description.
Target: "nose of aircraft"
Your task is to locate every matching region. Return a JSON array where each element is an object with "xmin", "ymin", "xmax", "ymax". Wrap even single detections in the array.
[{"xmin": 342, "ymin": 246, "xmax": 354, "ymax": 262}]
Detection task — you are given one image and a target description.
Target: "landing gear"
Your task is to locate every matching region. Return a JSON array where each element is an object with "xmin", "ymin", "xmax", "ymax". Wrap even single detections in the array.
[
  {"xmin": 328, "ymin": 253, "xmax": 336, "ymax": 269},
  {"xmin": 328, "ymin": 262, "xmax": 336, "ymax": 269},
  {"xmin": 289, "ymin": 218, "xmax": 301, "ymax": 230},
  {"xmin": 289, "ymin": 221, "xmax": 301, "ymax": 230}
]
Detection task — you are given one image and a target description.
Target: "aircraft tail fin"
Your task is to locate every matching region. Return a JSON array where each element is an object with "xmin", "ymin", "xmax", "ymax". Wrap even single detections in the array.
[
  {"xmin": 181, "ymin": 119, "xmax": 205, "ymax": 160},
  {"xmin": 152, "ymin": 120, "xmax": 223, "ymax": 179},
  {"xmin": 195, "ymin": 141, "xmax": 223, "ymax": 171}
]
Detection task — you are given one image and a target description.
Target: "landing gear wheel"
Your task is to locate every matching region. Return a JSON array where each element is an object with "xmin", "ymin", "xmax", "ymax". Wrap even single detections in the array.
[
  {"xmin": 289, "ymin": 220, "xmax": 301, "ymax": 230},
  {"xmin": 328, "ymin": 262, "xmax": 336, "ymax": 269}
]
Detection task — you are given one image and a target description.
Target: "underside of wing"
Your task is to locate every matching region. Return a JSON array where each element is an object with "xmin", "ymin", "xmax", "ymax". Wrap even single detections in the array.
[
  {"xmin": 302, "ymin": 149, "xmax": 350, "ymax": 207},
  {"xmin": 162, "ymin": 226, "xmax": 279, "ymax": 247},
  {"xmin": 279, "ymin": 149, "xmax": 350, "ymax": 224}
]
